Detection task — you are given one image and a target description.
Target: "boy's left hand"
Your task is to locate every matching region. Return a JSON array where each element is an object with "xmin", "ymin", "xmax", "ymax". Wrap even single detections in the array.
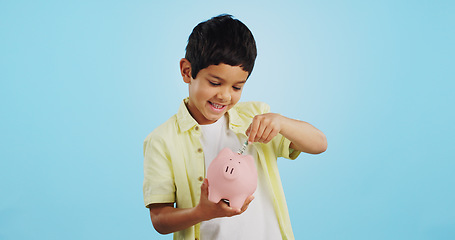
[{"xmin": 246, "ymin": 113, "xmax": 282, "ymax": 144}]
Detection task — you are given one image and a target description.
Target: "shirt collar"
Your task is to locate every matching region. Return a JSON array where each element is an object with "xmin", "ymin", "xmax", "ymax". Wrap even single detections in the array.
[
  {"xmin": 227, "ymin": 105, "xmax": 242, "ymax": 128},
  {"xmin": 176, "ymin": 98, "xmax": 199, "ymax": 132}
]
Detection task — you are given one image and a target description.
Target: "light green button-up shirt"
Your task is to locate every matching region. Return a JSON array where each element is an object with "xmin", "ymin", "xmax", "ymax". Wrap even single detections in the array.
[{"xmin": 143, "ymin": 98, "xmax": 300, "ymax": 240}]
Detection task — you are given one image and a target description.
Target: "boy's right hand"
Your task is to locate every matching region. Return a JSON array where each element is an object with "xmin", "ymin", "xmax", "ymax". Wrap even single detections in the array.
[{"xmin": 196, "ymin": 178, "xmax": 254, "ymax": 221}]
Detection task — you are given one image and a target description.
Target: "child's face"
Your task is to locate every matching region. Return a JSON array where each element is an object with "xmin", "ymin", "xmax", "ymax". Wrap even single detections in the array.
[{"xmin": 185, "ymin": 63, "xmax": 249, "ymax": 125}]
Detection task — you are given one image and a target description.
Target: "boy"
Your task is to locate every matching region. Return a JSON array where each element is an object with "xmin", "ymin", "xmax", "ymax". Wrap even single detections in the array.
[{"xmin": 143, "ymin": 14, "xmax": 327, "ymax": 240}]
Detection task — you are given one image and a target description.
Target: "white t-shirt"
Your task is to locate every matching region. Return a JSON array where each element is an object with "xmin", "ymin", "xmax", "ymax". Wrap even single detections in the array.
[{"xmin": 199, "ymin": 115, "xmax": 282, "ymax": 240}]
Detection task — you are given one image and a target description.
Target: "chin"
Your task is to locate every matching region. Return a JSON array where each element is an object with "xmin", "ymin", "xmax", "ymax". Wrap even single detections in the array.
[{"xmin": 205, "ymin": 112, "xmax": 224, "ymax": 122}]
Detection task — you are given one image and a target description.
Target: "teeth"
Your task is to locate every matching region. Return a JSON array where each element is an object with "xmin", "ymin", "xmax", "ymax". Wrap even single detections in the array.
[{"xmin": 211, "ymin": 102, "xmax": 224, "ymax": 109}]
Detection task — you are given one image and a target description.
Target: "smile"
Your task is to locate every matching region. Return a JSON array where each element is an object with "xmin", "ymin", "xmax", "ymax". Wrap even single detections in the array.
[{"xmin": 209, "ymin": 101, "xmax": 227, "ymax": 111}]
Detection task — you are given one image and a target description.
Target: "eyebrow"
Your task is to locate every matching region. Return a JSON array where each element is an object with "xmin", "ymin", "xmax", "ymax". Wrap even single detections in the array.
[{"xmin": 208, "ymin": 74, "xmax": 247, "ymax": 84}]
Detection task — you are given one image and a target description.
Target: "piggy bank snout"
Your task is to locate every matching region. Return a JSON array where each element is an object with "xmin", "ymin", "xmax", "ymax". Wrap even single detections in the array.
[{"xmin": 222, "ymin": 159, "xmax": 241, "ymax": 180}]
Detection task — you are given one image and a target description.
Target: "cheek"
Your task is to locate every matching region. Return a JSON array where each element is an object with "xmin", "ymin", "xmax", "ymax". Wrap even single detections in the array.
[
  {"xmin": 202, "ymin": 88, "xmax": 218, "ymax": 100},
  {"xmin": 231, "ymin": 91, "xmax": 242, "ymax": 103},
  {"xmin": 192, "ymin": 85, "xmax": 212, "ymax": 100}
]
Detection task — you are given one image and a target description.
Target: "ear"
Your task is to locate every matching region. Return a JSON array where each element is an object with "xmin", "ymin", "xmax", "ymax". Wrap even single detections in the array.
[{"xmin": 180, "ymin": 58, "xmax": 192, "ymax": 83}]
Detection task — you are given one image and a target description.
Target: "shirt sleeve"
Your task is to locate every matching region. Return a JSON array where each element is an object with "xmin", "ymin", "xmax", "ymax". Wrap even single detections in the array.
[
  {"xmin": 277, "ymin": 135, "xmax": 301, "ymax": 160},
  {"xmin": 143, "ymin": 134, "xmax": 176, "ymax": 207}
]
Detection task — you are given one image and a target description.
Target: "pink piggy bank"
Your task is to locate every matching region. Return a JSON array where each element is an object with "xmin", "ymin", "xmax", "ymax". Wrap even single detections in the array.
[{"xmin": 207, "ymin": 147, "xmax": 257, "ymax": 210}]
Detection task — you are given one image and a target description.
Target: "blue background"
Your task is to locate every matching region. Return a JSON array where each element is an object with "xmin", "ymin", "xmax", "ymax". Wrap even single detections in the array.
[{"xmin": 1, "ymin": 0, "xmax": 454, "ymax": 239}]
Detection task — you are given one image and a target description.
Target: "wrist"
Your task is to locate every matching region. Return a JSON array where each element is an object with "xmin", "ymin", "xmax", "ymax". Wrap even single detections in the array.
[
  {"xmin": 193, "ymin": 204, "xmax": 210, "ymax": 222},
  {"xmin": 277, "ymin": 114, "xmax": 290, "ymax": 134}
]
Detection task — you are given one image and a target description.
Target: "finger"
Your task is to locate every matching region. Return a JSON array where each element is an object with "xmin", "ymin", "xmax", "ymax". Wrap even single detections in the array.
[
  {"xmin": 263, "ymin": 128, "xmax": 279, "ymax": 144},
  {"xmin": 240, "ymin": 195, "xmax": 255, "ymax": 213},
  {"xmin": 200, "ymin": 178, "xmax": 209, "ymax": 197},
  {"xmin": 218, "ymin": 201, "xmax": 240, "ymax": 216},
  {"xmin": 255, "ymin": 121, "xmax": 267, "ymax": 143},
  {"xmin": 245, "ymin": 124, "xmax": 251, "ymax": 138},
  {"xmin": 217, "ymin": 200, "xmax": 229, "ymax": 208},
  {"xmin": 248, "ymin": 118, "xmax": 260, "ymax": 143},
  {"xmin": 259, "ymin": 126, "xmax": 273, "ymax": 143}
]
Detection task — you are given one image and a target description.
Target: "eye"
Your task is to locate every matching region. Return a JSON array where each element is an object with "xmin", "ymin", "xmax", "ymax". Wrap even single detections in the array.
[
  {"xmin": 233, "ymin": 86, "xmax": 242, "ymax": 91},
  {"xmin": 209, "ymin": 81, "xmax": 220, "ymax": 86}
]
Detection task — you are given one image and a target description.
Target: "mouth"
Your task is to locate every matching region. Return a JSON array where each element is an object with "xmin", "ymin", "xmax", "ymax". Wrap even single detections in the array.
[{"xmin": 209, "ymin": 101, "xmax": 227, "ymax": 112}]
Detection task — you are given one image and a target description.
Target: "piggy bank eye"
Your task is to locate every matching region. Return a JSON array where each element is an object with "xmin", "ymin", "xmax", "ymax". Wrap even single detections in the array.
[
  {"xmin": 238, "ymin": 162, "xmax": 241, "ymax": 164},
  {"xmin": 229, "ymin": 158, "xmax": 232, "ymax": 161}
]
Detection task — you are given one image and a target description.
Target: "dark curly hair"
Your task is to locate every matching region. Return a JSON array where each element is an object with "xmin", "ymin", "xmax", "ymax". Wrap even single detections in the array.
[{"xmin": 185, "ymin": 14, "xmax": 257, "ymax": 79}]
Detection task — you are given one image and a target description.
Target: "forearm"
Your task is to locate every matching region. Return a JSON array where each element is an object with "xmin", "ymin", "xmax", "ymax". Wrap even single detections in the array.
[
  {"xmin": 149, "ymin": 204, "xmax": 205, "ymax": 235},
  {"xmin": 279, "ymin": 116, "xmax": 327, "ymax": 154},
  {"xmin": 148, "ymin": 179, "xmax": 252, "ymax": 235}
]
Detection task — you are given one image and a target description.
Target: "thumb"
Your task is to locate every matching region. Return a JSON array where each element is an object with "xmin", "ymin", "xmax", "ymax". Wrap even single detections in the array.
[
  {"xmin": 200, "ymin": 178, "xmax": 209, "ymax": 197},
  {"xmin": 245, "ymin": 125, "xmax": 251, "ymax": 138}
]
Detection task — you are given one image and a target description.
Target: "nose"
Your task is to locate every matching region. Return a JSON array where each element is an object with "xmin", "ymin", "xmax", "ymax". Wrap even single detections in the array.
[{"xmin": 217, "ymin": 87, "xmax": 231, "ymax": 102}]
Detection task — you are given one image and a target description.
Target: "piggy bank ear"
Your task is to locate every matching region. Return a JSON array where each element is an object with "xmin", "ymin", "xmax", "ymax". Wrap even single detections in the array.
[
  {"xmin": 219, "ymin": 147, "xmax": 234, "ymax": 156},
  {"xmin": 241, "ymin": 155, "xmax": 255, "ymax": 168}
]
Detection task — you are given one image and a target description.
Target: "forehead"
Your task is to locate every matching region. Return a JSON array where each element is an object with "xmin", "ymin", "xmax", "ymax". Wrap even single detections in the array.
[{"xmin": 201, "ymin": 64, "xmax": 249, "ymax": 82}]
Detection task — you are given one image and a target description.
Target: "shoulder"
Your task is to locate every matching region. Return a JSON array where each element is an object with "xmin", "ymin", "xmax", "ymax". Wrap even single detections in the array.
[
  {"xmin": 143, "ymin": 115, "xmax": 178, "ymax": 148},
  {"xmin": 232, "ymin": 101, "xmax": 270, "ymax": 118}
]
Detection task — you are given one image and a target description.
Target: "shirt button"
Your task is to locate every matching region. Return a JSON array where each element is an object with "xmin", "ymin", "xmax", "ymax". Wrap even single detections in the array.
[
  {"xmin": 195, "ymin": 126, "xmax": 199, "ymax": 131},
  {"xmin": 198, "ymin": 176, "xmax": 204, "ymax": 182},
  {"xmin": 197, "ymin": 148, "xmax": 202, "ymax": 153}
]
